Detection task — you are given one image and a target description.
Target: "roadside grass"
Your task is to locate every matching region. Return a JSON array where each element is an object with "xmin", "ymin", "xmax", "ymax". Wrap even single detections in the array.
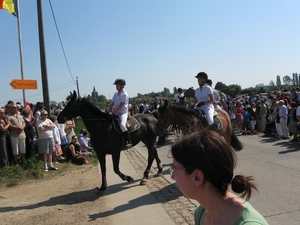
[{"xmin": 0, "ymin": 118, "xmax": 99, "ymax": 188}]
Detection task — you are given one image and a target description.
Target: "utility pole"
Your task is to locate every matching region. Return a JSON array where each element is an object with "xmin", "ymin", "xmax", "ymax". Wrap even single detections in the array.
[
  {"xmin": 76, "ymin": 76, "xmax": 80, "ymax": 97},
  {"xmin": 37, "ymin": 0, "xmax": 50, "ymax": 113}
]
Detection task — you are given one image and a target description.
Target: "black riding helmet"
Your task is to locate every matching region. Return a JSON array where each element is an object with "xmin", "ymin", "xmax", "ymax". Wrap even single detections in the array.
[
  {"xmin": 195, "ymin": 72, "xmax": 208, "ymax": 80},
  {"xmin": 113, "ymin": 78, "xmax": 126, "ymax": 85}
]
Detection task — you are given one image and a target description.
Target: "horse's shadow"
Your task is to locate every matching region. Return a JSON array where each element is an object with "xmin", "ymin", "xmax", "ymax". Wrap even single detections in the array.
[
  {"xmin": 0, "ymin": 181, "xmax": 181, "ymax": 220},
  {"xmin": 0, "ymin": 182, "xmax": 137, "ymax": 213},
  {"xmin": 89, "ymin": 182, "xmax": 181, "ymax": 221}
]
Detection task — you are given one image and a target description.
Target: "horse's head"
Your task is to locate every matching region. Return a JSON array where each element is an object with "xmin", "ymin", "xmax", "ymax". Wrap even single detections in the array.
[
  {"xmin": 57, "ymin": 90, "xmax": 79, "ymax": 123},
  {"xmin": 156, "ymin": 100, "xmax": 173, "ymax": 132}
]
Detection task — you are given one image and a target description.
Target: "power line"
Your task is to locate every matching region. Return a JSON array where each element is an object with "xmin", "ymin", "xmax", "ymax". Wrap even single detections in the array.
[{"xmin": 48, "ymin": 0, "xmax": 76, "ymax": 84}]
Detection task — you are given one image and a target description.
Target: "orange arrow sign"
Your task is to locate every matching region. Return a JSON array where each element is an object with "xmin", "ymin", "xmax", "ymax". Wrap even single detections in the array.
[{"xmin": 10, "ymin": 79, "xmax": 37, "ymax": 90}]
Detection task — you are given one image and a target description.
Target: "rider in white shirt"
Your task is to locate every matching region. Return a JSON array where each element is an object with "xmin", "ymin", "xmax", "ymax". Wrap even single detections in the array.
[
  {"xmin": 108, "ymin": 78, "xmax": 132, "ymax": 148},
  {"xmin": 194, "ymin": 72, "xmax": 215, "ymax": 129}
]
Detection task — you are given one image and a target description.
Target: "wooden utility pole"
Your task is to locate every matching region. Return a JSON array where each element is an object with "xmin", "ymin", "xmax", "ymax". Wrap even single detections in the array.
[{"xmin": 37, "ymin": 0, "xmax": 50, "ymax": 113}]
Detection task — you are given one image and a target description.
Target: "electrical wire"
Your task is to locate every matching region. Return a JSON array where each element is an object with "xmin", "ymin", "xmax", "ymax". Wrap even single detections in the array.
[{"xmin": 48, "ymin": 0, "xmax": 76, "ymax": 84}]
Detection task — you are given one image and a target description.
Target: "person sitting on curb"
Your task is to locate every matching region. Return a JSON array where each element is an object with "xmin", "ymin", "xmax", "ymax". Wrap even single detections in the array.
[{"xmin": 67, "ymin": 135, "xmax": 89, "ymax": 164}]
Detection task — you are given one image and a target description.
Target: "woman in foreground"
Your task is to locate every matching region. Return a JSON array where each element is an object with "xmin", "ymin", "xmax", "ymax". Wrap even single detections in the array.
[{"xmin": 170, "ymin": 130, "xmax": 268, "ymax": 225}]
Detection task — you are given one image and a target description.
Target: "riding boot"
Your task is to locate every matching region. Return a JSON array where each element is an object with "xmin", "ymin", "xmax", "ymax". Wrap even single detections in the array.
[{"xmin": 123, "ymin": 130, "xmax": 132, "ymax": 148}]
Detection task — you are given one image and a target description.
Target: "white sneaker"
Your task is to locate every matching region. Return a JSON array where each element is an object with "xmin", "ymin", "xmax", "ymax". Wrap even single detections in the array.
[
  {"xmin": 44, "ymin": 167, "xmax": 48, "ymax": 172},
  {"xmin": 49, "ymin": 166, "xmax": 58, "ymax": 170},
  {"xmin": 57, "ymin": 155, "xmax": 65, "ymax": 160}
]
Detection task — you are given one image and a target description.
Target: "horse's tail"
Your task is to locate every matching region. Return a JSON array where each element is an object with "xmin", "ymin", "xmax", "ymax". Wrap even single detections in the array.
[
  {"xmin": 156, "ymin": 132, "xmax": 168, "ymax": 146},
  {"xmin": 231, "ymin": 130, "xmax": 243, "ymax": 151}
]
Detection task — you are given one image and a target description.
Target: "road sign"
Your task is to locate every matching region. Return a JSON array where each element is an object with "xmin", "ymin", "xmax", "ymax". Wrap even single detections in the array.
[{"xmin": 10, "ymin": 79, "xmax": 37, "ymax": 90}]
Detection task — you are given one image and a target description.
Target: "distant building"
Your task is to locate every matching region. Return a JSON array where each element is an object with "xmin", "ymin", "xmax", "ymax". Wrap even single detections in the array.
[{"xmin": 91, "ymin": 86, "xmax": 98, "ymax": 98}]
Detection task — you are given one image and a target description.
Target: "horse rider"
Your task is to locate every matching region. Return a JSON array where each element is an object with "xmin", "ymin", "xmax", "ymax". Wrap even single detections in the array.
[
  {"xmin": 206, "ymin": 79, "xmax": 222, "ymax": 110},
  {"xmin": 174, "ymin": 88, "xmax": 185, "ymax": 104},
  {"xmin": 194, "ymin": 72, "xmax": 215, "ymax": 129},
  {"xmin": 108, "ymin": 78, "xmax": 132, "ymax": 148}
]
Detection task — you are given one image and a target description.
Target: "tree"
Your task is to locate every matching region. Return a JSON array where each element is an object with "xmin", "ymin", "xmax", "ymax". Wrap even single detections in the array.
[
  {"xmin": 292, "ymin": 73, "xmax": 298, "ymax": 85},
  {"xmin": 282, "ymin": 75, "xmax": 292, "ymax": 85},
  {"xmin": 163, "ymin": 87, "xmax": 171, "ymax": 96},
  {"xmin": 269, "ymin": 80, "xmax": 275, "ymax": 86},
  {"xmin": 98, "ymin": 95, "xmax": 107, "ymax": 102},
  {"xmin": 276, "ymin": 75, "xmax": 281, "ymax": 87},
  {"xmin": 215, "ymin": 82, "xmax": 227, "ymax": 92},
  {"xmin": 226, "ymin": 84, "xmax": 242, "ymax": 97}
]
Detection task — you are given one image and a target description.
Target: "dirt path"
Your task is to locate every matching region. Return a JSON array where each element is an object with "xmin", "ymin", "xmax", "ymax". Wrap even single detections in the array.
[
  {"xmin": 0, "ymin": 164, "xmax": 113, "ymax": 225},
  {"xmin": 0, "ymin": 148, "xmax": 196, "ymax": 225}
]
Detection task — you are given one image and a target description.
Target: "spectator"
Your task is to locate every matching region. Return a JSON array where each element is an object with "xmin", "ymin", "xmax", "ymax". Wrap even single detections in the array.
[
  {"xmin": 234, "ymin": 101, "xmax": 243, "ymax": 133},
  {"xmin": 67, "ymin": 135, "xmax": 89, "ymax": 164},
  {"xmin": 48, "ymin": 115, "xmax": 65, "ymax": 162},
  {"xmin": 288, "ymin": 102, "xmax": 297, "ymax": 141},
  {"xmin": 64, "ymin": 119, "xmax": 76, "ymax": 144},
  {"xmin": 78, "ymin": 130, "xmax": 93, "ymax": 156},
  {"xmin": 6, "ymin": 103, "xmax": 26, "ymax": 165},
  {"xmin": 36, "ymin": 110, "xmax": 58, "ymax": 172},
  {"xmin": 248, "ymin": 102, "xmax": 257, "ymax": 134},
  {"xmin": 274, "ymin": 101, "xmax": 283, "ymax": 139},
  {"xmin": 54, "ymin": 111, "xmax": 69, "ymax": 148},
  {"xmin": 278, "ymin": 100, "xmax": 289, "ymax": 139},
  {"xmin": 170, "ymin": 130, "xmax": 268, "ymax": 225},
  {"xmin": 259, "ymin": 100, "xmax": 267, "ymax": 133},
  {"xmin": 0, "ymin": 107, "xmax": 11, "ymax": 167},
  {"xmin": 21, "ymin": 108, "xmax": 35, "ymax": 159}
]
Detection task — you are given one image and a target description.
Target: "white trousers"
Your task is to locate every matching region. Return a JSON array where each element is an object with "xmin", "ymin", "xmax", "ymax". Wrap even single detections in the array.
[
  {"xmin": 198, "ymin": 105, "xmax": 214, "ymax": 125},
  {"xmin": 117, "ymin": 113, "xmax": 128, "ymax": 132}
]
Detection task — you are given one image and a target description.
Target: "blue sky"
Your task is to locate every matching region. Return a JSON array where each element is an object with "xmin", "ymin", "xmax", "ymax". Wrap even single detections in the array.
[{"xmin": 1, "ymin": 0, "xmax": 299, "ymax": 106}]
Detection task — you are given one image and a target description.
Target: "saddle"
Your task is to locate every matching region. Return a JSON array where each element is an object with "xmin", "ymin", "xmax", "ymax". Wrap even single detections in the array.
[
  {"xmin": 111, "ymin": 115, "xmax": 140, "ymax": 134},
  {"xmin": 196, "ymin": 110, "xmax": 223, "ymax": 131}
]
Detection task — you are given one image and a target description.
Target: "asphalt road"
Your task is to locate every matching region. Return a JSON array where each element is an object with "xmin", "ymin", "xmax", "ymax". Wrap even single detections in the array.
[{"xmin": 133, "ymin": 131, "xmax": 300, "ymax": 225}]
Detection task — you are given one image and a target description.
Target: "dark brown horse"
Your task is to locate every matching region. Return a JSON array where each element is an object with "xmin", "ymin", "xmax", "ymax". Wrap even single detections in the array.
[
  {"xmin": 157, "ymin": 100, "xmax": 243, "ymax": 151},
  {"xmin": 57, "ymin": 91, "xmax": 166, "ymax": 191}
]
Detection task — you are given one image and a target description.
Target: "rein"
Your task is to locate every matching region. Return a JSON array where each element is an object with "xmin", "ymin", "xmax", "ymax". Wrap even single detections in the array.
[{"xmin": 157, "ymin": 107, "xmax": 172, "ymax": 132}]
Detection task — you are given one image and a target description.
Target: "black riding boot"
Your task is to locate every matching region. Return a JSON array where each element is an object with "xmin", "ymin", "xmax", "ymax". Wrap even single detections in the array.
[{"xmin": 123, "ymin": 131, "xmax": 132, "ymax": 148}]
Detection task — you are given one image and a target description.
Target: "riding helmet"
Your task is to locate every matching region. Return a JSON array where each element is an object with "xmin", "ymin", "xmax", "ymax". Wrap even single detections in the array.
[
  {"xmin": 113, "ymin": 78, "xmax": 126, "ymax": 85},
  {"xmin": 195, "ymin": 72, "xmax": 208, "ymax": 80}
]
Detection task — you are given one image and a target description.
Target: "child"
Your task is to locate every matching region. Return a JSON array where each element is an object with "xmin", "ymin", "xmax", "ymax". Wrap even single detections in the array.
[{"xmin": 48, "ymin": 115, "xmax": 65, "ymax": 163}]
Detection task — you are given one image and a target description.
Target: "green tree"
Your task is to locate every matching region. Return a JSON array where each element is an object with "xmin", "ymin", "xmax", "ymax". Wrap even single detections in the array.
[
  {"xmin": 215, "ymin": 82, "xmax": 227, "ymax": 92},
  {"xmin": 269, "ymin": 80, "xmax": 275, "ymax": 86},
  {"xmin": 276, "ymin": 75, "xmax": 281, "ymax": 87},
  {"xmin": 226, "ymin": 84, "xmax": 242, "ymax": 97},
  {"xmin": 282, "ymin": 75, "xmax": 292, "ymax": 85}
]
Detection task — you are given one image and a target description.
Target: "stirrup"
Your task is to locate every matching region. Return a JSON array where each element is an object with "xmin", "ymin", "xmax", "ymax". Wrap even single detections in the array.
[{"xmin": 125, "ymin": 142, "xmax": 132, "ymax": 148}]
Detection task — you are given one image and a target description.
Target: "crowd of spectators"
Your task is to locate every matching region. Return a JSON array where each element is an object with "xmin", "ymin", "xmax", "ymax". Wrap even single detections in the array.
[{"xmin": 0, "ymin": 100, "xmax": 93, "ymax": 169}]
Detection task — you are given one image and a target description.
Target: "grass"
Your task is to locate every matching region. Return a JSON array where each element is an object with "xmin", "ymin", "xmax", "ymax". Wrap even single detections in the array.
[{"xmin": 0, "ymin": 118, "xmax": 99, "ymax": 188}]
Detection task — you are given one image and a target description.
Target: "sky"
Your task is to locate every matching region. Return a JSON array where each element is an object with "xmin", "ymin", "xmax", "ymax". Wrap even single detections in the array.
[{"xmin": 1, "ymin": 0, "xmax": 300, "ymax": 106}]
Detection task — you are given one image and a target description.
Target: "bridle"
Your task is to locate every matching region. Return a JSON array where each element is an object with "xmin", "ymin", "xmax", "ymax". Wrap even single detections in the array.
[{"xmin": 157, "ymin": 107, "xmax": 173, "ymax": 133}]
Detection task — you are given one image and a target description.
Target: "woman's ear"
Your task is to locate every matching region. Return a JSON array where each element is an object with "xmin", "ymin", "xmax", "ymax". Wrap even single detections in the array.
[{"xmin": 193, "ymin": 169, "xmax": 204, "ymax": 186}]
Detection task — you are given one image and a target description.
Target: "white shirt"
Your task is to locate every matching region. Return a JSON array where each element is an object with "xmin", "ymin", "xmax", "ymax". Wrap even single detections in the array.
[{"xmin": 112, "ymin": 89, "xmax": 129, "ymax": 114}]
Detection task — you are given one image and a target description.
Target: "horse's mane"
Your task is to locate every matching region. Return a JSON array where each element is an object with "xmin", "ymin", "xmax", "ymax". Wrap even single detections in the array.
[
  {"xmin": 168, "ymin": 103, "xmax": 197, "ymax": 116},
  {"xmin": 81, "ymin": 97, "xmax": 109, "ymax": 118}
]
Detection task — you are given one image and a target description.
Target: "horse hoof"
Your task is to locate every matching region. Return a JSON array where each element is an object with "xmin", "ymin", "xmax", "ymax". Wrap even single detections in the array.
[
  {"xmin": 156, "ymin": 172, "xmax": 163, "ymax": 177},
  {"xmin": 98, "ymin": 186, "xmax": 106, "ymax": 191},
  {"xmin": 127, "ymin": 176, "xmax": 134, "ymax": 183},
  {"xmin": 140, "ymin": 179, "xmax": 147, "ymax": 185}
]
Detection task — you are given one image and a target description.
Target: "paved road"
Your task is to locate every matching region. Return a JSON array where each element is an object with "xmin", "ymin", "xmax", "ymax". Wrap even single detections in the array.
[{"xmin": 130, "ymin": 132, "xmax": 300, "ymax": 225}]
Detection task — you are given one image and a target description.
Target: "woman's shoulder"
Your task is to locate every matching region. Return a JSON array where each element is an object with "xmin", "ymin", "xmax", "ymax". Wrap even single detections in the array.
[{"xmin": 235, "ymin": 202, "xmax": 269, "ymax": 225}]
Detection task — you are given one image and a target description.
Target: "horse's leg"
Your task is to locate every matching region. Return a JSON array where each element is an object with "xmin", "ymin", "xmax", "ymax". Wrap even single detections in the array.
[
  {"xmin": 153, "ymin": 147, "xmax": 163, "ymax": 176},
  {"xmin": 112, "ymin": 151, "xmax": 134, "ymax": 183},
  {"xmin": 98, "ymin": 153, "xmax": 107, "ymax": 191},
  {"xmin": 140, "ymin": 143, "xmax": 163, "ymax": 185}
]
